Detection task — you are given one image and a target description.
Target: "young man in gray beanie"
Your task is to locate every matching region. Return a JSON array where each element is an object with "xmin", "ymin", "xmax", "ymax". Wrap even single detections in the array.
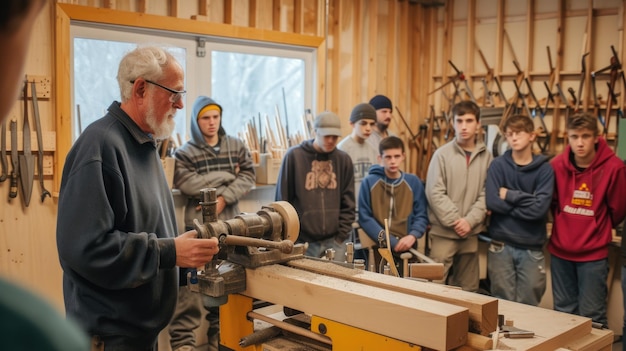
[
  {"xmin": 338, "ymin": 103, "xmax": 379, "ymax": 203},
  {"xmin": 367, "ymin": 94, "xmax": 397, "ymax": 150}
]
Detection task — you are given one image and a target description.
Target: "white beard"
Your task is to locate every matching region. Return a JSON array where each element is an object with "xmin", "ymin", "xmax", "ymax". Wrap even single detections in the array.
[{"xmin": 146, "ymin": 103, "xmax": 176, "ymax": 139}]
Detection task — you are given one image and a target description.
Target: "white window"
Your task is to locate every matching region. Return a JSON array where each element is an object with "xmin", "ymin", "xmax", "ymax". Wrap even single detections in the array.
[{"xmin": 70, "ymin": 23, "xmax": 315, "ymax": 147}]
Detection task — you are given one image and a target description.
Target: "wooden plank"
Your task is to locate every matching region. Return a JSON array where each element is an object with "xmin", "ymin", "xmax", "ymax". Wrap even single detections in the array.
[
  {"xmin": 243, "ymin": 264, "xmax": 469, "ymax": 350},
  {"xmin": 287, "ymin": 258, "xmax": 498, "ymax": 336}
]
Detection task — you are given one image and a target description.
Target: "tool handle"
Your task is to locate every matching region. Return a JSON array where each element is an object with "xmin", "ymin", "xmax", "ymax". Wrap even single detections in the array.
[{"xmin": 9, "ymin": 172, "xmax": 18, "ymax": 198}]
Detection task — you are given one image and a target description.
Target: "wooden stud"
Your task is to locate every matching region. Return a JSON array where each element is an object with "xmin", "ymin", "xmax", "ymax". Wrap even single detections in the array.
[
  {"xmin": 198, "ymin": 0, "xmax": 208, "ymax": 16},
  {"xmin": 169, "ymin": 0, "xmax": 177, "ymax": 17},
  {"xmin": 272, "ymin": 0, "xmax": 281, "ymax": 31},
  {"xmin": 294, "ymin": 0, "xmax": 303, "ymax": 34},
  {"xmin": 385, "ymin": 0, "xmax": 397, "ymax": 103},
  {"xmin": 352, "ymin": 0, "xmax": 362, "ymax": 103},
  {"xmin": 224, "ymin": 0, "xmax": 233, "ymax": 25},
  {"xmin": 137, "ymin": 0, "xmax": 147, "ymax": 13},
  {"xmin": 248, "ymin": 0, "xmax": 257, "ymax": 27},
  {"xmin": 366, "ymin": 0, "xmax": 377, "ymax": 102}
]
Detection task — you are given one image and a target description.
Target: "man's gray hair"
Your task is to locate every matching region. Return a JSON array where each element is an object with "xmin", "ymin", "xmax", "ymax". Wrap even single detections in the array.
[{"xmin": 117, "ymin": 46, "xmax": 178, "ymax": 102}]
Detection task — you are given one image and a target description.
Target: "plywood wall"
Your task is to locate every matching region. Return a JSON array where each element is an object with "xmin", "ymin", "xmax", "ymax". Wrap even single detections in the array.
[{"xmin": 1, "ymin": 0, "xmax": 625, "ymax": 316}]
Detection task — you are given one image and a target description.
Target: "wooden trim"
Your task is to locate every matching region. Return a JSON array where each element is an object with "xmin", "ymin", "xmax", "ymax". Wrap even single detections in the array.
[
  {"xmin": 53, "ymin": 5, "xmax": 72, "ymax": 196},
  {"xmin": 56, "ymin": 4, "xmax": 323, "ymax": 47},
  {"xmin": 53, "ymin": 3, "xmax": 324, "ymax": 192}
]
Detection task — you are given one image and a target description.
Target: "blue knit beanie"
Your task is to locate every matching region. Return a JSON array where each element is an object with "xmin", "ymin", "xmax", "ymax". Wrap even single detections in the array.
[{"xmin": 369, "ymin": 95, "xmax": 393, "ymax": 111}]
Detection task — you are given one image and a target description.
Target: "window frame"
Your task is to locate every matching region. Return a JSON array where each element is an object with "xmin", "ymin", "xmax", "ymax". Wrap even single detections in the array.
[{"xmin": 54, "ymin": 3, "xmax": 325, "ymax": 193}]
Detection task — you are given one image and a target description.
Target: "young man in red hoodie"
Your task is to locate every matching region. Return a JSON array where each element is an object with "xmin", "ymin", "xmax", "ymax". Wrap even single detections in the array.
[{"xmin": 549, "ymin": 112, "xmax": 626, "ymax": 328}]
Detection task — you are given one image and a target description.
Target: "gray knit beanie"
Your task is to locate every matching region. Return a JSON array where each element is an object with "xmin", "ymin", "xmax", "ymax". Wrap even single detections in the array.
[{"xmin": 349, "ymin": 103, "xmax": 377, "ymax": 123}]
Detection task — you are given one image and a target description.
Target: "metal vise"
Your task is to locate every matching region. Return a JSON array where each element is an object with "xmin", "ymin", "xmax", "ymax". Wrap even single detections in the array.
[{"xmin": 188, "ymin": 188, "xmax": 304, "ymax": 299}]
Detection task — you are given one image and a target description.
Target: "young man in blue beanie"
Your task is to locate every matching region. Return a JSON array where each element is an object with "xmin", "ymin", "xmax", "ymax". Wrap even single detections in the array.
[{"xmin": 367, "ymin": 94, "xmax": 396, "ymax": 150}]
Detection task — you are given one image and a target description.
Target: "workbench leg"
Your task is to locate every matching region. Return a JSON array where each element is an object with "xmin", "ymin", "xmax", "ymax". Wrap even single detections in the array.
[{"xmin": 219, "ymin": 294, "xmax": 255, "ymax": 351}]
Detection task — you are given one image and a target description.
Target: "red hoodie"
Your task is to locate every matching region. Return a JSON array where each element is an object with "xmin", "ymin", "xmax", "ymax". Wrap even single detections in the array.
[{"xmin": 549, "ymin": 137, "xmax": 626, "ymax": 262}]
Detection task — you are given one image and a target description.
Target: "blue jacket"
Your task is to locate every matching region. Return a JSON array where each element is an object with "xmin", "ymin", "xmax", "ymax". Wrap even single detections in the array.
[
  {"xmin": 486, "ymin": 149, "xmax": 554, "ymax": 250},
  {"xmin": 358, "ymin": 165, "xmax": 429, "ymax": 249}
]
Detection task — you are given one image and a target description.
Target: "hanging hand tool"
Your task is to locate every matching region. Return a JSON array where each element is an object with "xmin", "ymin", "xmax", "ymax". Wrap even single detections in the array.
[
  {"xmin": 19, "ymin": 80, "xmax": 34, "ymax": 206},
  {"xmin": 449, "ymin": 60, "xmax": 477, "ymax": 103},
  {"xmin": 1, "ymin": 120, "xmax": 7, "ymax": 182},
  {"xmin": 575, "ymin": 53, "xmax": 590, "ymax": 112},
  {"xmin": 31, "ymin": 81, "xmax": 51, "ymax": 202},
  {"xmin": 481, "ymin": 78, "xmax": 494, "ymax": 107},
  {"xmin": 9, "ymin": 119, "xmax": 18, "ymax": 199},
  {"xmin": 395, "ymin": 106, "xmax": 422, "ymax": 173}
]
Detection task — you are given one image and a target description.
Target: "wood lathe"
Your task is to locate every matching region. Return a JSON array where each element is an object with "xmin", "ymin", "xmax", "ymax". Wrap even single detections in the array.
[{"xmin": 189, "ymin": 188, "xmax": 613, "ymax": 351}]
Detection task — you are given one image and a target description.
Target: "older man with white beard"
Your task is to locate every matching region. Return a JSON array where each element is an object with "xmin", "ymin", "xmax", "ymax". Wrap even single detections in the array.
[{"xmin": 56, "ymin": 46, "xmax": 220, "ymax": 351}]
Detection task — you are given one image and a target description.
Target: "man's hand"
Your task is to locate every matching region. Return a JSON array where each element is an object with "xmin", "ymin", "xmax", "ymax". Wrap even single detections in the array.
[
  {"xmin": 394, "ymin": 235, "xmax": 417, "ymax": 253},
  {"xmin": 174, "ymin": 230, "xmax": 219, "ymax": 268},
  {"xmin": 499, "ymin": 187, "xmax": 508, "ymax": 200},
  {"xmin": 453, "ymin": 218, "xmax": 471, "ymax": 237},
  {"xmin": 216, "ymin": 196, "xmax": 226, "ymax": 214}
]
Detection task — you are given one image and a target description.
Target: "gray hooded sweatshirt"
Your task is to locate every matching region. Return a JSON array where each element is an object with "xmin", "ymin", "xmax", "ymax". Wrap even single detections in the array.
[{"xmin": 174, "ymin": 96, "xmax": 255, "ymax": 228}]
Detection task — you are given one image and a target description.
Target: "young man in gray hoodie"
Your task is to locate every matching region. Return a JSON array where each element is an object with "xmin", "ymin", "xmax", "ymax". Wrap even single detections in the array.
[{"xmin": 169, "ymin": 96, "xmax": 255, "ymax": 351}]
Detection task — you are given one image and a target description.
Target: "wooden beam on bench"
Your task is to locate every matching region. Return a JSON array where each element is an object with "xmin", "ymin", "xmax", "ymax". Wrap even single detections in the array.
[
  {"xmin": 243, "ymin": 264, "xmax": 469, "ymax": 350},
  {"xmin": 287, "ymin": 258, "xmax": 498, "ymax": 335}
]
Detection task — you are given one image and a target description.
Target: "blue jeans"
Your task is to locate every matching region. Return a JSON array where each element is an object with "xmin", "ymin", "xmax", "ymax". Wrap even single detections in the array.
[
  {"xmin": 304, "ymin": 236, "xmax": 348, "ymax": 262},
  {"xmin": 487, "ymin": 243, "xmax": 546, "ymax": 306},
  {"xmin": 551, "ymin": 255, "xmax": 608, "ymax": 326}
]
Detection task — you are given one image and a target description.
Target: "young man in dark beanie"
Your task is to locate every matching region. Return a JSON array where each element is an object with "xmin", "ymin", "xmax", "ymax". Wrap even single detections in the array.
[
  {"xmin": 367, "ymin": 94, "xmax": 396, "ymax": 150},
  {"xmin": 338, "ymin": 102, "xmax": 379, "ymax": 203}
]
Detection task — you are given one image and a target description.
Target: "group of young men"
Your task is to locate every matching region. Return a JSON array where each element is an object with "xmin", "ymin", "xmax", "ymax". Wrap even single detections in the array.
[{"xmin": 275, "ymin": 96, "xmax": 626, "ymax": 334}]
